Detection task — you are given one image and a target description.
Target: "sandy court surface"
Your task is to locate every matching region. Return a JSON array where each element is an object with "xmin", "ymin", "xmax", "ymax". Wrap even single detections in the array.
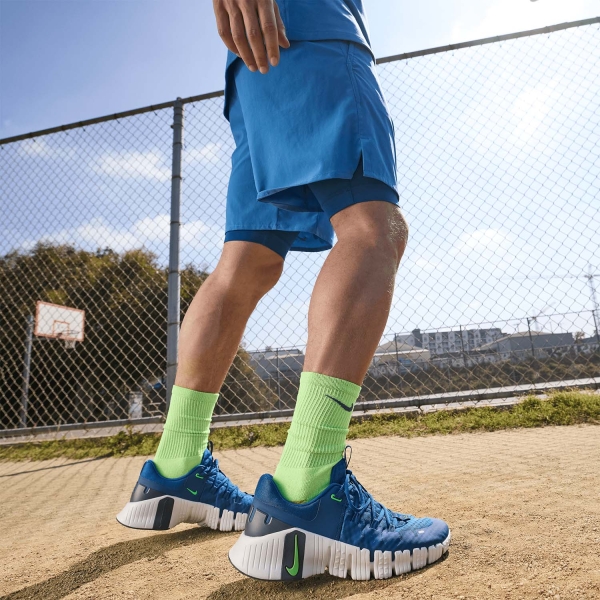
[{"xmin": 1, "ymin": 425, "xmax": 599, "ymax": 600}]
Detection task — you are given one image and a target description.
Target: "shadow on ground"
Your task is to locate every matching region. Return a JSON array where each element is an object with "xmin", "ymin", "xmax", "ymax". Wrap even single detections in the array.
[
  {"xmin": 208, "ymin": 554, "xmax": 450, "ymax": 600},
  {"xmin": 0, "ymin": 457, "xmax": 107, "ymax": 478},
  {"xmin": 1, "ymin": 527, "xmax": 222, "ymax": 600}
]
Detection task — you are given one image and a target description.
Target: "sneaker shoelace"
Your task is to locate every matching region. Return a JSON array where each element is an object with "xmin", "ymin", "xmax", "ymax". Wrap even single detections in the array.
[
  {"xmin": 204, "ymin": 455, "xmax": 246, "ymax": 504},
  {"xmin": 344, "ymin": 471, "xmax": 413, "ymax": 531}
]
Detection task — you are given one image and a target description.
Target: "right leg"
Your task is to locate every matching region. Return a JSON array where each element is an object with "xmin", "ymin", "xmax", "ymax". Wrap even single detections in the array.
[
  {"xmin": 154, "ymin": 240, "xmax": 285, "ymax": 478},
  {"xmin": 176, "ymin": 240, "xmax": 284, "ymax": 393},
  {"xmin": 116, "ymin": 239, "xmax": 286, "ymax": 532}
]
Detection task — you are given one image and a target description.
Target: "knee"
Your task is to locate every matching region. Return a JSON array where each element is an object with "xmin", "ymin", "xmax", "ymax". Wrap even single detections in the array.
[
  {"xmin": 250, "ymin": 256, "xmax": 284, "ymax": 294},
  {"xmin": 215, "ymin": 244, "xmax": 284, "ymax": 299},
  {"xmin": 335, "ymin": 204, "xmax": 409, "ymax": 268},
  {"xmin": 388, "ymin": 208, "xmax": 409, "ymax": 267}
]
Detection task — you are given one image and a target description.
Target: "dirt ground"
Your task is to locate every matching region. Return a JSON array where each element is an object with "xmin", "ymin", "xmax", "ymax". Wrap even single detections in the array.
[{"xmin": 1, "ymin": 425, "xmax": 599, "ymax": 600}]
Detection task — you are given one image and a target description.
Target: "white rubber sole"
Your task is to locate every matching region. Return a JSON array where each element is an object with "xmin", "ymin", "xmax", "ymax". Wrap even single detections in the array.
[
  {"xmin": 116, "ymin": 496, "xmax": 248, "ymax": 532},
  {"xmin": 229, "ymin": 528, "xmax": 451, "ymax": 581}
]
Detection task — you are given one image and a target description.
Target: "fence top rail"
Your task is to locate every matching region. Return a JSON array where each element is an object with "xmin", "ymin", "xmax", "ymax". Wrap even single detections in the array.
[
  {"xmin": 0, "ymin": 15, "xmax": 598, "ymax": 147},
  {"xmin": 0, "ymin": 90, "xmax": 224, "ymax": 146},
  {"xmin": 376, "ymin": 16, "xmax": 600, "ymax": 64}
]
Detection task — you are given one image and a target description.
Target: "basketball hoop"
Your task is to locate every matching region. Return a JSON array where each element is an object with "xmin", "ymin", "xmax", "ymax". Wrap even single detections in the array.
[{"xmin": 34, "ymin": 301, "xmax": 85, "ymax": 344}]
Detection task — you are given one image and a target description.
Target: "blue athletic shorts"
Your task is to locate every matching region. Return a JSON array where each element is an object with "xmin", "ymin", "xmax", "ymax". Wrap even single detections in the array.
[{"xmin": 224, "ymin": 39, "xmax": 399, "ymax": 259}]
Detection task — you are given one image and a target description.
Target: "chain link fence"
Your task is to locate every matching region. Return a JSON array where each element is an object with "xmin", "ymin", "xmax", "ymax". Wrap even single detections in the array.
[{"xmin": 1, "ymin": 18, "xmax": 599, "ymax": 435}]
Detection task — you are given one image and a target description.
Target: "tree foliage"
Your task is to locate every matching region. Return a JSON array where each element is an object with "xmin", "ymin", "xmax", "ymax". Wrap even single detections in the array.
[{"xmin": 0, "ymin": 244, "xmax": 273, "ymax": 428}]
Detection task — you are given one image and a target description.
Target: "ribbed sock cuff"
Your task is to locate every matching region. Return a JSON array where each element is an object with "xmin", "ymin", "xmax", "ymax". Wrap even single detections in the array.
[
  {"xmin": 274, "ymin": 372, "xmax": 361, "ymax": 502},
  {"xmin": 153, "ymin": 386, "xmax": 218, "ymax": 478}
]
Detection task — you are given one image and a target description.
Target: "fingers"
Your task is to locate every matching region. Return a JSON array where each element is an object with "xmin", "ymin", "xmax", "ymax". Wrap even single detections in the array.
[
  {"xmin": 213, "ymin": 0, "xmax": 290, "ymax": 74},
  {"xmin": 240, "ymin": 4, "xmax": 269, "ymax": 73},
  {"xmin": 231, "ymin": 8, "xmax": 259, "ymax": 72},
  {"xmin": 257, "ymin": 0, "xmax": 280, "ymax": 67},
  {"xmin": 213, "ymin": 2, "xmax": 240, "ymax": 57},
  {"xmin": 274, "ymin": 2, "xmax": 290, "ymax": 50}
]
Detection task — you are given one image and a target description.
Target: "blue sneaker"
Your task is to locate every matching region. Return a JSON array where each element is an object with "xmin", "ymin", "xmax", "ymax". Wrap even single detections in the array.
[
  {"xmin": 228, "ymin": 452, "xmax": 450, "ymax": 580},
  {"xmin": 117, "ymin": 446, "xmax": 252, "ymax": 532}
]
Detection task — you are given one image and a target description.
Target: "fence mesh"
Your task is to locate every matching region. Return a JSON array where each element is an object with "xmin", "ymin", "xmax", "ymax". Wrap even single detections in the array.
[{"xmin": 1, "ymin": 20, "xmax": 599, "ymax": 432}]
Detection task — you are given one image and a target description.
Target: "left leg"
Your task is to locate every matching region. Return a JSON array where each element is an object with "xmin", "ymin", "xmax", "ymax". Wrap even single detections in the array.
[
  {"xmin": 229, "ymin": 197, "xmax": 450, "ymax": 582},
  {"xmin": 303, "ymin": 200, "xmax": 408, "ymax": 383},
  {"xmin": 273, "ymin": 200, "xmax": 408, "ymax": 502},
  {"xmin": 116, "ymin": 236, "xmax": 289, "ymax": 533}
]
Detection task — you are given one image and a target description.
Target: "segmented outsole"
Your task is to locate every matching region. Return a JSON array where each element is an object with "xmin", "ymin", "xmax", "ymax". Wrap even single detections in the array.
[
  {"xmin": 229, "ymin": 529, "xmax": 451, "ymax": 581},
  {"xmin": 116, "ymin": 496, "xmax": 248, "ymax": 532}
]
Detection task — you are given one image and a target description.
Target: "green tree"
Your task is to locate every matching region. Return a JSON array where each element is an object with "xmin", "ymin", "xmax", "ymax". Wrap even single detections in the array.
[{"xmin": 0, "ymin": 244, "xmax": 273, "ymax": 429}]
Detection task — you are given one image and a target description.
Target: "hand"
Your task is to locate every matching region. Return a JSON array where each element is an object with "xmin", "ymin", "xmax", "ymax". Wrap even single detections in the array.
[{"xmin": 213, "ymin": 0, "xmax": 290, "ymax": 74}]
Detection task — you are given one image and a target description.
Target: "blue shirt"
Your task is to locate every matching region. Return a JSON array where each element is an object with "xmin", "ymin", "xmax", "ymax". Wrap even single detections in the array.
[{"xmin": 225, "ymin": 0, "xmax": 373, "ymax": 71}]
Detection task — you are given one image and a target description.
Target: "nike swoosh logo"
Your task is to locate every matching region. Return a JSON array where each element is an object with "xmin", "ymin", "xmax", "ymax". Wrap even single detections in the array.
[
  {"xmin": 195, "ymin": 473, "xmax": 204, "ymax": 479},
  {"xmin": 325, "ymin": 394, "xmax": 353, "ymax": 412},
  {"xmin": 285, "ymin": 534, "xmax": 300, "ymax": 577},
  {"xmin": 187, "ymin": 488, "xmax": 198, "ymax": 496}
]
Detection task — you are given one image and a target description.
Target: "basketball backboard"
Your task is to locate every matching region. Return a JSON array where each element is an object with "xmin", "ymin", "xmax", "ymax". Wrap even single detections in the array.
[{"xmin": 34, "ymin": 301, "xmax": 85, "ymax": 342}]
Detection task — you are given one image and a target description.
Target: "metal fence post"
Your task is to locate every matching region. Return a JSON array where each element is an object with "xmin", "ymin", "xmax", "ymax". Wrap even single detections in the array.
[
  {"xmin": 527, "ymin": 318, "xmax": 535, "ymax": 359},
  {"xmin": 166, "ymin": 98, "xmax": 184, "ymax": 412},
  {"xmin": 21, "ymin": 314, "xmax": 34, "ymax": 428},
  {"xmin": 586, "ymin": 265, "xmax": 600, "ymax": 343},
  {"xmin": 275, "ymin": 348, "xmax": 281, "ymax": 410}
]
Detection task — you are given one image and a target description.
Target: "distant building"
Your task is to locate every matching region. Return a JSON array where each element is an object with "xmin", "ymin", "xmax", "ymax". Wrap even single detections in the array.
[
  {"xmin": 249, "ymin": 348, "xmax": 304, "ymax": 380},
  {"xmin": 371, "ymin": 333, "xmax": 430, "ymax": 377},
  {"xmin": 392, "ymin": 329, "xmax": 423, "ymax": 348},
  {"xmin": 422, "ymin": 328, "xmax": 503, "ymax": 356},
  {"xmin": 476, "ymin": 331, "xmax": 574, "ymax": 360},
  {"xmin": 574, "ymin": 334, "xmax": 599, "ymax": 355}
]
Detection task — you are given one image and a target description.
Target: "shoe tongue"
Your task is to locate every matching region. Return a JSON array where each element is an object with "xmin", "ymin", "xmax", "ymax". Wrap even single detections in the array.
[
  {"xmin": 347, "ymin": 477, "xmax": 362, "ymax": 506},
  {"xmin": 330, "ymin": 457, "xmax": 347, "ymax": 485},
  {"xmin": 200, "ymin": 448, "xmax": 214, "ymax": 468}
]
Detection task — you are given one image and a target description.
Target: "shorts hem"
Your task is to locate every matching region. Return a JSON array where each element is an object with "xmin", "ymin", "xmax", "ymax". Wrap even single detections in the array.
[
  {"xmin": 224, "ymin": 226, "xmax": 333, "ymax": 254},
  {"xmin": 256, "ymin": 170, "xmax": 356, "ymax": 200},
  {"xmin": 257, "ymin": 173, "xmax": 398, "ymax": 202}
]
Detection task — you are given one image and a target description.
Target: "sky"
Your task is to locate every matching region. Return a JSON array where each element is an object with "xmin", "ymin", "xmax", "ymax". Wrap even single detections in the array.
[
  {"xmin": 1, "ymin": 0, "xmax": 599, "ymax": 138},
  {"xmin": 1, "ymin": 0, "xmax": 599, "ymax": 352}
]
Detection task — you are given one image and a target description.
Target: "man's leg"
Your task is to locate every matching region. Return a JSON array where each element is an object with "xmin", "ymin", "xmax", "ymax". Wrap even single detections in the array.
[
  {"xmin": 153, "ymin": 241, "xmax": 284, "ymax": 478},
  {"xmin": 229, "ymin": 202, "xmax": 450, "ymax": 581},
  {"xmin": 273, "ymin": 201, "xmax": 408, "ymax": 501}
]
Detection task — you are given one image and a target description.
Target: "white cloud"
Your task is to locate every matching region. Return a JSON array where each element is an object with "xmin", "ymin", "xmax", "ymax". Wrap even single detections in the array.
[
  {"xmin": 452, "ymin": 228, "xmax": 514, "ymax": 256},
  {"xmin": 21, "ymin": 217, "xmax": 139, "ymax": 252},
  {"xmin": 92, "ymin": 150, "xmax": 171, "ymax": 181},
  {"xmin": 91, "ymin": 144, "xmax": 229, "ymax": 182},
  {"xmin": 20, "ymin": 215, "xmax": 224, "ymax": 258},
  {"xmin": 450, "ymin": 0, "xmax": 590, "ymax": 44},
  {"xmin": 17, "ymin": 139, "xmax": 77, "ymax": 160},
  {"xmin": 508, "ymin": 80, "xmax": 559, "ymax": 146},
  {"xmin": 184, "ymin": 142, "xmax": 226, "ymax": 167},
  {"xmin": 133, "ymin": 215, "xmax": 171, "ymax": 245},
  {"xmin": 413, "ymin": 257, "xmax": 443, "ymax": 271}
]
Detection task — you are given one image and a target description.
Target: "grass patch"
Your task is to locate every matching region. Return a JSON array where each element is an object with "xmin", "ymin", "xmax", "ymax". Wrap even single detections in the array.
[{"xmin": 1, "ymin": 390, "xmax": 599, "ymax": 462}]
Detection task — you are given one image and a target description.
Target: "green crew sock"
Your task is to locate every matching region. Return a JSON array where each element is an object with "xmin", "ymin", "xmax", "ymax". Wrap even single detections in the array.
[
  {"xmin": 153, "ymin": 385, "xmax": 219, "ymax": 479},
  {"xmin": 273, "ymin": 372, "xmax": 361, "ymax": 503}
]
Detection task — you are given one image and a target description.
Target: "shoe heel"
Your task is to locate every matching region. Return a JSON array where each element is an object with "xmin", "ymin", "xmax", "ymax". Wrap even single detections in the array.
[
  {"xmin": 117, "ymin": 497, "xmax": 249, "ymax": 532},
  {"xmin": 117, "ymin": 497, "xmax": 175, "ymax": 530},
  {"xmin": 229, "ymin": 530, "xmax": 295, "ymax": 580}
]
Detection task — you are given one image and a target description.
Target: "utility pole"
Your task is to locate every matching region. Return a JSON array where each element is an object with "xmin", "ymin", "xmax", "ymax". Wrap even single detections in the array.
[
  {"xmin": 527, "ymin": 317, "xmax": 536, "ymax": 359},
  {"xmin": 275, "ymin": 348, "xmax": 281, "ymax": 410},
  {"xmin": 586, "ymin": 264, "xmax": 600, "ymax": 344},
  {"xmin": 459, "ymin": 325, "xmax": 467, "ymax": 368},
  {"xmin": 21, "ymin": 315, "xmax": 34, "ymax": 428}
]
